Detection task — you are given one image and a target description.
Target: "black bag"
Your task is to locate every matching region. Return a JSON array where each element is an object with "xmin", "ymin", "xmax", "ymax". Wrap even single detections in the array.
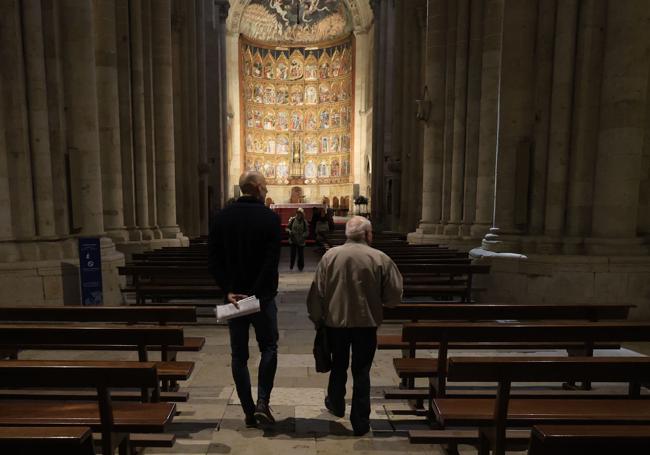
[{"xmin": 313, "ymin": 325, "xmax": 332, "ymax": 373}]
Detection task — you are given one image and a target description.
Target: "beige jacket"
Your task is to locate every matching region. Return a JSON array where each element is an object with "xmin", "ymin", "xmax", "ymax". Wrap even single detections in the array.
[{"xmin": 306, "ymin": 240, "xmax": 403, "ymax": 328}]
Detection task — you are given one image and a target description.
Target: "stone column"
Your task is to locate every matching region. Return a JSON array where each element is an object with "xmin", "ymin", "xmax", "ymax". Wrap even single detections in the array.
[
  {"xmin": 0, "ymin": 0, "xmax": 36, "ymax": 240},
  {"xmin": 543, "ymin": 0, "xmax": 579, "ymax": 240},
  {"xmin": 493, "ymin": 0, "xmax": 536, "ymax": 236},
  {"xmin": 129, "ymin": 0, "xmax": 153, "ymax": 240},
  {"xmin": 460, "ymin": 0, "xmax": 483, "ymax": 236},
  {"xmin": 22, "ymin": 0, "xmax": 56, "ymax": 238},
  {"xmin": 370, "ymin": 0, "xmax": 386, "ymax": 227},
  {"xmin": 528, "ymin": 0, "xmax": 556, "ymax": 236},
  {"xmin": 416, "ymin": 0, "xmax": 446, "ymax": 234},
  {"xmin": 95, "ymin": 0, "xmax": 128, "ymax": 243},
  {"xmin": 0, "ymin": 75, "xmax": 14, "ymax": 239},
  {"xmin": 60, "ymin": 0, "xmax": 105, "ymax": 236},
  {"xmin": 152, "ymin": 0, "xmax": 180, "ymax": 238},
  {"xmin": 142, "ymin": 0, "xmax": 160, "ymax": 238},
  {"xmin": 589, "ymin": 0, "xmax": 649, "ymax": 251},
  {"xmin": 440, "ymin": 0, "xmax": 457, "ymax": 231},
  {"xmin": 42, "ymin": 0, "xmax": 71, "ymax": 237},
  {"xmin": 470, "ymin": 0, "xmax": 501, "ymax": 238},
  {"xmin": 445, "ymin": 0, "xmax": 469, "ymax": 236},
  {"xmin": 565, "ymin": 0, "xmax": 606, "ymax": 238},
  {"xmin": 115, "ymin": 0, "xmax": 139, "ymax": 240}
]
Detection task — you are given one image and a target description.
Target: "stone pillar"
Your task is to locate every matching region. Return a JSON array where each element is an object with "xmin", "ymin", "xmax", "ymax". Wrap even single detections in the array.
[
  {"xmin": 543, "ymin": 0, "xmax": 579, "ymax": 240},
  {"xmin": 470, "ymin": 0, "xmax": 501, "ymax": 238},
  {"xmin": 115, "ymin": 0, "xmax": 139, "ymax": 240},
  {"xmin": 41, "ymin": 0, "xmax": 71, "ymax": 237},
  {"xmin": 565, "ymin": 0, "xmax": 606, "ymax": 238},
  {"xmin": 416, "ymin": 0, "xmax": 446, "ymax": 234},
  {"xmin": 493, "ymin": 0, "xmax": 536, "ymax": 236},
  {"xmin": 142, "ymin": 0, "xmax": 160, "ymax": 238},
  {"xmin": 22, "ymin": 0, "xmax": 56, "ymax": 238},
  {"xmin": 440, "ymin": 0, "xmax": 457, "ymax": 231},
  {"xmin": 460, "ymin": 0, "xmax": 483, "ymax": 236},
  {"xmin": 0, "ymin": 0, "xmax": 36, "ymax": 240},
  {"xmin": 0, "ymin": 75, "xmax": 14, "ymax": 239},
  {"xmin": 60, "ymin": 0, "xmax": 105, "ymax": 236},
  {"xmin": 370, "ymin": 0, "xmax": 386, "ymax": 228},
  {"xmin": 129, "ymin": 0, "xmax": 153, "ymax": 240},
  {"xmin": 589, "ymin": 0, "xmax": 649, "ymax": 252},
  {"xmin": 445, "ymin": 0, "xmax": 469, "ymax": 236},
  {"xmin": 528, "ymin": 0, "xmax": 556, "ymax": 236},
  {"xmin": 152, "ymin": 0, "xmax": 180, "ymax": 238},
  {"xmin": 95, "ymin": 0, "xmax": 128, "ymax": 243}
]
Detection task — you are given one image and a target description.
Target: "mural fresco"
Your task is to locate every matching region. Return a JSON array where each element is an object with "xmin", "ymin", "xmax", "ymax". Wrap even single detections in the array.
[
  {"xmin": 240, "ymin": 36, "xmax": 353, "ymax": 185},
  {"xmin": 240, "ymin": 0, "xmax": 353, "ymax": 45}
]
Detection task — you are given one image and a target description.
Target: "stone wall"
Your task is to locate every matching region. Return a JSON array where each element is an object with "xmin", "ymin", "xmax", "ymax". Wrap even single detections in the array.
[
  {"xmin": 0, "ymin": 0, "xmax": 227, "ymax": 305},
  {"xmin": 403, "ymin": 0, "xmax": 650, "ymax": 313}
]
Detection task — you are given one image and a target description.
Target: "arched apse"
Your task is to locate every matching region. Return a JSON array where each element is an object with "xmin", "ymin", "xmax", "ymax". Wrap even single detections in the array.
[{"xmin": 225, "ymin": 0, "xmax": 374, "ymax": 205}]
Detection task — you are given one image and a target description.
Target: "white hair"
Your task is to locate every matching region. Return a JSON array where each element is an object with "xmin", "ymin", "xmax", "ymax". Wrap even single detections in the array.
[{"xmin": 345, "ymin": 216, "xmax": 372, "ymax": 241}]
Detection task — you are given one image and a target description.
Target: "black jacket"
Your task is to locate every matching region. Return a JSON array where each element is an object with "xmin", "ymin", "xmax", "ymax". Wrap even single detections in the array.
[{"xmin": 208, "ymin": 196, "xmax": 281, "ymax": 301}]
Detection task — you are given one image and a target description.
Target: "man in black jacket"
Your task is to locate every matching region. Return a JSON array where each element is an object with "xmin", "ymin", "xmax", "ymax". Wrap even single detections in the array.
[{"xmin": 208, "ymin": 171, "xmax": 281, "ymax": 427}]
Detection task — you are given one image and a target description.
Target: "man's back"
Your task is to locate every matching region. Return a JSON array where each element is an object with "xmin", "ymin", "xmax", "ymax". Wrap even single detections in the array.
[
  {"xmin": 208, "ymin": 196, "xmax": 281, "ymax": 301},
  {"xmin": 307, "ymin": 240, "xmax": 403, "ymax": 328}
]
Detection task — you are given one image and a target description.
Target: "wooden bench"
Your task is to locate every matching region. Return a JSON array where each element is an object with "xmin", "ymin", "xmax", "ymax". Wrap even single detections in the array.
[
  {"xmin": 118, "ymin": 265, "xmax": 221, "ymax": 305},
  {"xmin": 384, "ymin": 304, "xmax": 633, "ymax": 393},
  {"xmin": 528, "ymin": 424, "xmax": 650, "ymax": 455},
  {"xmin": 0, "ymin": 324, "xmax": 193, "ymax": 397},
  {"xmin": 0, "ymin": 426, "xmax": 95, "ymax": 454},
  {"xmin": 422, "ymin": 356, "xmax": 650, "ymax": 455},
  {"xmin": 399, "ymin": 264, "xmax": 490, "ymax": 302},
  {"xmin": 0, "ymin": 360, "xmax": 176, "ymax": 454},
  {"xmin": 401, "ymin": 321, "xmax": 650, "ymax": 399},
  {"xmin": 0, "ymin": 305, "xmax": 205, "ymax": 358}
]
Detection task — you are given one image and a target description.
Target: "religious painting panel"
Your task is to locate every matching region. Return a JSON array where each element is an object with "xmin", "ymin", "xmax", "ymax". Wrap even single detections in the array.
[{"xmin": 240, "ymin": 35, "xmax": 353, "ymax": 185}]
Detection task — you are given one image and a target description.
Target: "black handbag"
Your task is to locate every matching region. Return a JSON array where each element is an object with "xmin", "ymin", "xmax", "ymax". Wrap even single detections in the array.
[{"xmin": 313, "ymin": 325, "xmax": 332, "ymax": 373}]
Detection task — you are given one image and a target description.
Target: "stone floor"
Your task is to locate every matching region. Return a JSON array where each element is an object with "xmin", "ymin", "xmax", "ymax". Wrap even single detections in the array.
[{"xmin": 20, "ymin": 247, "xmax": 650, "ymax": 454}]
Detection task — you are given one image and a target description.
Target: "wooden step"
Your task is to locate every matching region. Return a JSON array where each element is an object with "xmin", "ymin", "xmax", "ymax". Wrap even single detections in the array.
[{"xmin": 409, "ymin": 429, "xmax": 531, "ymax": 445}]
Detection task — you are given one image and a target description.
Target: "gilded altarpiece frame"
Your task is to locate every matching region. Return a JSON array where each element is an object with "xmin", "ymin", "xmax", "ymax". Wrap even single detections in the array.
[{"xmin": 239, "ymin": 35, "xmax": 355, "ymax": 187}]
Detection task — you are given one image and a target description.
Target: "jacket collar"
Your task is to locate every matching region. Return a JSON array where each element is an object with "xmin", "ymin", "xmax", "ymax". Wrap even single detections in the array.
[{"xmin": 237, "ymin": 196, "xmax": 264, "ymax": 205}]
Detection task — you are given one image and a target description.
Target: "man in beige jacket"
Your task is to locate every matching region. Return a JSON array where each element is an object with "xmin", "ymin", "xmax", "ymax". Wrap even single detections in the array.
[{"xmin": 307, "ymin": 216, "xmax": 403, "ymax": 436}]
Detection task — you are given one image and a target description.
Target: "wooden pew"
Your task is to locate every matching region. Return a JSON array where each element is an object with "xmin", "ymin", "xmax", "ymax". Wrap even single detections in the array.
[
  {"xmin": 422, "ymin": 356, "xmax": 650, "ymax": 455},
  {"xmin": 0, "ymin": 305, "xmax": 205, "ymax": 357},
  {"xmin": 0, "ymin": 360, "xmax": 176, "ymax": 454},
  {"xmin": 118, "ymin": 265, "xmax": 221, "ymax": 305},
  {"xmin": 398, "ymin": 264, "xmax": 490, "ymax": 302},
  {"xmin": 382, "ymin": 304, "xmax": 633, "ymax": 395},
  {"xmin": 401, "ymin": 321, "xmax": 650, "ymax": 399},
  {"xmin": 527, "ymin": 424, "xmax": 650, "ymax": 455},
  {"xmin": 0, "ymin": 427, "xmax": 95, "ymax": 455},
  {"xmin": 0, "ymin": 324, "xmax": 193, "ymax": 397}
]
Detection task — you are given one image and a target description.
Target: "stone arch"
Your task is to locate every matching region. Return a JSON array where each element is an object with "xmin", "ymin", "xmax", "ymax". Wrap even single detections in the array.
[{"xmin": 226, "ymin": 0, "xmax": 373, "ymax": 35}]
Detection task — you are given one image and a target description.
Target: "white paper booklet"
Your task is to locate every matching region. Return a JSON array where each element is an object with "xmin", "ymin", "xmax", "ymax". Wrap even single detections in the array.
[{"xmin": 215, "ymin": 296, "xmax": 261, "ymax": 322}]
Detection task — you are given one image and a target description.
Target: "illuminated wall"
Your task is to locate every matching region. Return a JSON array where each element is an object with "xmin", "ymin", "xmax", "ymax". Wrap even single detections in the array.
[{"xmin": 239, "ymin": 36, "xmax": 354, "ymax": 188}]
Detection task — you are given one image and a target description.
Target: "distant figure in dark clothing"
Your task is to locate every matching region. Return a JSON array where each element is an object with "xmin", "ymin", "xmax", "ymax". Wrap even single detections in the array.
[
  {"xmin": 208, "ymin": 171, "xmax": 280, "ymax": 428},
  {"xmin": 314, "ymin": 207, "xmax": 334, "ymax": 251},
  {"xmin": 286, "ymin": 207, "xmax": 308, "ymax": 271}
]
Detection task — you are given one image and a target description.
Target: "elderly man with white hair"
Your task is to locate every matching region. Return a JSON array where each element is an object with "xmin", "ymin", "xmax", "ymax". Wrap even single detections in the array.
[{"xmin": 306, "ymin": 216, "xmax": 403, "ymax": 436}]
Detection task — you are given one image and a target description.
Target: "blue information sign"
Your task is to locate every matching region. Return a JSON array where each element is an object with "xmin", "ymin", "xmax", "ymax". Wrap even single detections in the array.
[{"xmin": 78, "ymin": 237, "xmax": 103, "ymax": 305}]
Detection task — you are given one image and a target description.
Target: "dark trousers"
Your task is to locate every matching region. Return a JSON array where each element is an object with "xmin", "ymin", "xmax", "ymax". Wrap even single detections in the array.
[
  {"xmin": 326, "ymin": 327, "xmax": 377, "ymax": 431},
  {"xmin": 289, "ymin": 244, "xmax": 304, "ymax": 270},
  {"xmin": 228, "ymin": 299, "xmax": 278, "ymax": 416}
]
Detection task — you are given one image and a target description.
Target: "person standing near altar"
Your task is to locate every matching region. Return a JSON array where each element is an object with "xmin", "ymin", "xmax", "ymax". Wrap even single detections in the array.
[
  {"xmin": 208, "ymin": 171, "xmax": 281, "ymax": 428},
  {"xmin": 287, "ymin": 207, "xmax": 308, "ymax": 271}
]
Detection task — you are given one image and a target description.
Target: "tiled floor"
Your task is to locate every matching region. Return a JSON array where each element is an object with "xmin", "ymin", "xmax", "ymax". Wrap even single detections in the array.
[{"xmin": 20, "ymin": 247, "xmax": 648, "ymax": 454}]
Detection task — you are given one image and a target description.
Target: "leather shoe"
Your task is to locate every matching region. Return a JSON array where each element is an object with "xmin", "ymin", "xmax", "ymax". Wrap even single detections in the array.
[
  {"xmin": 254, "ymin": 399, "xmax": 275, "ymax": 425},
  {"xmin": 324, "ymin": 396, "xmax": 345, "ymax": 418}
]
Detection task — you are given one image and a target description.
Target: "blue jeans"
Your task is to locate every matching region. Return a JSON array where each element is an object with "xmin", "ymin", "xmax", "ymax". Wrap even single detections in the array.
[{"xmin": 228, "ymin": 298, "xmax": 279, "ymax": 416}]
